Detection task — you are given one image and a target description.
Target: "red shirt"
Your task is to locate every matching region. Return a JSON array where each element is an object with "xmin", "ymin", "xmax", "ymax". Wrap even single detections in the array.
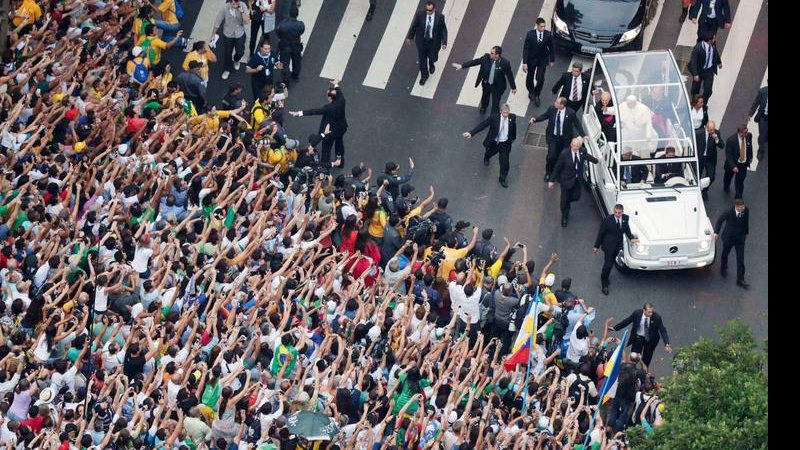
[
  {"xmin": 20, "ymin": 415, "xmax": 45, "ymax": 433},
  {"xmin": 126, "ymin": 116, "xmax": 147, "ymax": 134}
]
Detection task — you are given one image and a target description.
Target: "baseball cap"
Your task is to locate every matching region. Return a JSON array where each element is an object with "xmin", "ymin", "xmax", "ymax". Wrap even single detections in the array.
[
  {"xmin": 544, "ymin": 273, "xmax": 555, "ymax": 287},
  {"xmin": 40, "ymin": 387, "xmax": 55, "ymax": 404}
]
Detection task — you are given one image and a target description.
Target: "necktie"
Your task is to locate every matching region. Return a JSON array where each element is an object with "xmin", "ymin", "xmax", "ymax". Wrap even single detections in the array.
[
  {"xmin": 617, "ymin": 218, "xmax": 622, "ymax": 229},
  {"xmin": 764, "ymin": 98, "xmax": 768, "ymax": 116},
  {"xmin": 739, "ymin": 136, "xmax": 746, "ymax": 162},
  {"xmin": 625, "ymin": 165, "xmax": 631, "ymax": 183},
  {"xmin": 737, "ymin": 212, "xmax": 742, "ymax": 219},
  {"xmin": 426, "ymin": 16, "xmax": 432, "ymax": 39},
  {"xmin": 644, "ymin": 317, "xmax": 650, "ymax": 340},
  {"xmin": 573, "ymin": 153, "xmax": 579, "ymax": 173},
  {"xmin": 488, "ymin": 61, "xmax": 496, "ymax": 84},
  {"xmin": 705, "ymin": 43, "xmax": 713, "ymax": 70},
  {"xmin": 538, "ymin": 31, "xmax": 542, "ymax": 42},
  {"xmin": 571, "ymin": 76, "xmax": 579, "ymax": 101},
  {"xmin": 497, "ymin": 118, "xmax": 506, "ymax": 142},
  {"xmin": 554, "ymin": 110, "xmax": 562, "ymax": 136}
]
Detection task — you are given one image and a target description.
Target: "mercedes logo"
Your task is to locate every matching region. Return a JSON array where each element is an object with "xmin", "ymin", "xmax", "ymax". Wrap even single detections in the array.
[
  {"xmin": 669, "ymin": 246, "xmax": 678, "ymax": 254},
  {"xmin": 591, "ymin": 33, "xmax": 598, "ymax": 40}
]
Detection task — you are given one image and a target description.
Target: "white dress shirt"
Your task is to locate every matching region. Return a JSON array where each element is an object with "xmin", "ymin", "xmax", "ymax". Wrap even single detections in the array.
[{"xmin": 497, "ymin": 116, "xmax": 509, "ymax": 143}]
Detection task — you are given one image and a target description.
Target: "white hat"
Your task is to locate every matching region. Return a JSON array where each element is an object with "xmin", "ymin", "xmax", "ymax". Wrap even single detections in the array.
[
  {"xmin": 497, "ymin": 274, "xmax": 509, "ymax": 286},
  {"xmin": 544, "ymin": 273, "xmax": 555, "ymax": 287},
  {"xmin": 132, "ymin": 46, "xmax": 143, "ymax": 57},
  {"xmin": 40, "ymin": 387, "xmax": 55, "ymax": 404},
  {"xmin": 117, "ymin": 143, "xmax": 129, "ymax": 155}
]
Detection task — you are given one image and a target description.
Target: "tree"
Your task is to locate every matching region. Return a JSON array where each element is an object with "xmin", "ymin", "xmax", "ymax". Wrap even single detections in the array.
[{"xmin": 627, "ymin": 320, "xmax": 767, "ymax": 450}]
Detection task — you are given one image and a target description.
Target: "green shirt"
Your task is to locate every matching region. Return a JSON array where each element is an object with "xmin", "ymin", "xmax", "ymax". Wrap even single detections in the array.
[{"xmin": 270, "ymin": 344, "xmax": 299, "ymax": 376}]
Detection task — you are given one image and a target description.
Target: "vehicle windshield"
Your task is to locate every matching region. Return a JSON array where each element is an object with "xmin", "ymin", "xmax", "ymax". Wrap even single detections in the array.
[{"xmin": 592, "ymin": 51, "xmax": 696, "ymax": 161}]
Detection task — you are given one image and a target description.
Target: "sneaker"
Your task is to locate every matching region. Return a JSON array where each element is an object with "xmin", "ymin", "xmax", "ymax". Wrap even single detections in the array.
[
  {"xmin": 234, "ymin": 61, "xmax": 241, "ymax": 70},
  {"xmin": 222, "ymin": 71, "xmax": 230, "ymax": 80}
]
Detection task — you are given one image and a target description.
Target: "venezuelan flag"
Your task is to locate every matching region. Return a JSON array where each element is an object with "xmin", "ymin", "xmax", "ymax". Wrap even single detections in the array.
[
  {"xmin": 598, "ymin": 330, "xmax": 629, "ymax": 406},
  {"xmin": 503, "ymin": 294, "xmax": 540, "ymax": 372}
]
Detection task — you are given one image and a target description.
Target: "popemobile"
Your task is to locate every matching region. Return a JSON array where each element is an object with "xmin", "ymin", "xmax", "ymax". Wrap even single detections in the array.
[{"xmin": 580, "ymin": 50, "xmax": 715, "ymax": 270}]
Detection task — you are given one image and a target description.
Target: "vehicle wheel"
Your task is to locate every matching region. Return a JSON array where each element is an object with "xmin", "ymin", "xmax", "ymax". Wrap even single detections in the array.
[{"xmin": 614, "ymin": 251, "xmax": 632, "ymax": 274}]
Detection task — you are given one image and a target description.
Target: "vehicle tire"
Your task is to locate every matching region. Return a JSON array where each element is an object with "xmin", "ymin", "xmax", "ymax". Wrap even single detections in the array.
[{"xmin": 614, "ymin": 250, "xmax": 632, "ymax": 274}]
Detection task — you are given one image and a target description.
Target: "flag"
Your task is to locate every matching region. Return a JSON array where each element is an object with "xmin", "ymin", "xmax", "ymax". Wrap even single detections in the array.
[
  {"xmin": 503, "ymin": 293, "xmax": 540, "ymax": 371},
  {"xmin": 598, "ymin": 330, "xmax": 629, "ymax": 406}
]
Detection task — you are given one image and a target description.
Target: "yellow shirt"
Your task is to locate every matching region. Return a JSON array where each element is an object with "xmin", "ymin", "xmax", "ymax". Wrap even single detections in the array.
[
  {"xmin": 183, "ymin": 51, "xmax": 210, "ymax": 81},
  {"xmin": 13, "ymin": 0, "xmax": 42, "ymax": 27},
  {"xmin": 126, "ymin": 57, "xmax": 151, "ymax": 77},
  {"xmin": 488, "ymin": 258, "xmax": 503, "ymax": 279},
  {"xmin": 368, "ymin": 209, "xmax": 388, "ymax": 238},
  {"xmin": 192, "ymin": 110, "xmax": 232, "ymax": 133},
  {"xmin": 250, "ymin": 99, "xmax": 269, "ymax": 129},
  {"xmin": 136, "ymin": 35, "xmax": 168, "ymax": 65},
  {"xmin": 266, "ymin": 146, "xmax": 297, "ymax": 174},
  {"xmin": 158, "ymin": 0, "xmax": 178, "ymax": 24},
  {"xmin": 439, "ymin": 246, "xmax": 470, "ymax": 279}
]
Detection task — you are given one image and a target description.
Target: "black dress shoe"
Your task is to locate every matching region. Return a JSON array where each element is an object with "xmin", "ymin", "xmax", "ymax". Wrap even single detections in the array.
[
  {"xmin": 720, "ymin": 268, "xmax": 728, "ymax": 277},
  {"xmin": 419, "ymin": 77, "xmax": 427, "ymax": 86},
  {"xmin": 602, "ymin": 286, "xmax": 609, "ymax": 295},
  {"xmin": 737, "ymin": 280, "xmax": 750, "ymax": 289},
  {"xmin": 534, "ymin": 95, "xmax": 541, "ymax": 107},
  {"xmin": 544, "ymin": 174, "xmax": 550, "ymax": 182},
  {"xmin": 528, "ymin": 92, "xmax": 534, "ymax": 100},
  {"xmin": 429, "ymin": 64, "xmax": 435, "ymax": 74},
  {"xmin": 484, "ymin": 159, "xmax": 490, "ymax": 166},
  {"xmin": 499, "ymin": 179, "xmax": 509, "ymax": 188}
]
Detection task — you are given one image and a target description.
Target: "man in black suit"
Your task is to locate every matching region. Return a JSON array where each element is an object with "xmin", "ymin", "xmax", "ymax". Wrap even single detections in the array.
[
  {"xmin": 653, "ymin": 147, "xmax": 684, "ymax": 184},
  {"xmin": 522, "ymin": 17, "xmax": 555, "ymax": 107},
  {"xmin": 463, "ymin": 104, "xmax": 517, "ymax": 188},
  {"xmin": 714, "ymin": 199, "xmax": 749, "ymax": 288},
  {"xmin": 609, "ymin": 303, "xmax": 672, "ymax": 370},
  {"xmin": 696, "ymin": 120, "xmax": 724, "ymax": 200},
  {"xmin": 749, "ymin": 82, "xmax": 768, "ymax": 160},
  {"xmin": 453, "ymin": 45, "xmax": 517, "ymax": 115},
  {"xmin": 618, "ymin": 147, "xmax": 649, "ymax": 187},
  {"xmin": 593, "ymin": 204, "xmax": 638, "ymax": 295},
  {"xmin": 549, "ymin": 137, "xmax": 599, "ymax": 226},
  {"xmin": 688, "ymin": 31, "xmax": 721, "ymax": 105},
  {"xmin": 689, "ymin": 0, "xmax": 732, "ymax": 41},
  {"xmin": 530, "ymin": 97, "xmax": 584, "ymax": 182},
  {"xmin": 722, "ymin": 124, "xmax": 752, "ymax": 199},
  {"xmin": 406, "ymin": 1, "xmax": 448, "ymax": 86},
  {"xmin": 552, "ymin": 62, "xmax": 590, "ymax": 112},
  {"xmin": 290, "ymin": 81, "xmax": 348, "ymax": 164}
]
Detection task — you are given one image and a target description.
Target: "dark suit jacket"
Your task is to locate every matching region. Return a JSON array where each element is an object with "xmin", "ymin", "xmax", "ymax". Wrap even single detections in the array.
[
  {"xmin": 532, "ymin": 106, "xmax": 584, "ymax": 142},
  {"xmin": 302, "ymin": 87, "xmax": 348, "ymax": 137},
  {"xmin": 618, "ymin": 156, "xmax": 649, "ymax": 184},
  {"xmin": 551, "ymin": 147, "xmax": 598, "ymax": 189},
  {"xmin": 461, "ymin": 54, "xmax": 517, "ymax": 90},
  {"xmin": 688, "ymin": 41, "xmax": 721, "ymax": 76},
  {"xmin": 696, "ymin": 127, "xmax": 724, "ymax": 160},
  {"xmin": 724, "ymin": 132, "xmax": 753, "ymax": 170},
  {"xmin": 714, "ymin": 207, "xmax": 749, "ymax": 241},
  {"xmin": 689, "ymin": 0, "xmax": 731, "ymax": 25},
  {"xmin": 654, "ymin": 157, "xmax": 684, "ymax": 184},
  {"xmin": 749, "ymin": 86, "xmax": 768, "ymax": 122},
  {"xmin": 469, "ymin": 113, "xmax": 518, "ymax": 148},
  {"xmin": 594, "ymin": 213, "xmax": 634, "ymax": 252},
  {"xmin": 407, "ymin": 10, "xmax": 448, "ymax": 49},
  {"xmin": 613, "ymin": 309, "xmax": 670, "ymax": 347},
  {"xmin": 552, "ymin": 70, "xmax": 590, "ymax": 100},
  {"xmin": 522, "ymin": 29, "xmax": 555, "ymax": 64}
]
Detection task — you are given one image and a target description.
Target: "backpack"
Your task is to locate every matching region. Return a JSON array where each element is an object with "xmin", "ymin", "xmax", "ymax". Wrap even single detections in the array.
[
  {"xmin": 479, "ymin": 289, "xmax": 495, "ymax": 328},
  {"xmin": 139, "ymin": 38, "xmax": 158, "ymax": 65},
  {"xmin": 568, "ymin": 375, "xmax": 593, "ymax": 403},
  {"xmin": 250, "ymin": 103, "xmax": 269, "ymax": 129},
  {"xmin": 632, "ymin": 391, "xmax": 658, "ymax": 425},
  {"xmin": 175, "ymin": 0, "xmax": 185, "ymax": 20},
  {"xmin": 132, "ymin": 57, "xmax": 149, "ymax": 84}
]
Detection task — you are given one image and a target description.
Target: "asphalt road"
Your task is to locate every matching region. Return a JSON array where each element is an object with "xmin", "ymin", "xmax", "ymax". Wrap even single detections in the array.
[{"xmin": 164, "ymin": 0, "xmax": 768, "ymax": 376}]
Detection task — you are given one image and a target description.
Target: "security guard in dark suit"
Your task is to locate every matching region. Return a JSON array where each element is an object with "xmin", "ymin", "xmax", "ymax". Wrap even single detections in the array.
[
  {"xmin": 549, "ymin": 136, "xmax": 599, "ymax": 227},
  {"xmin": 593, "ymin": 204, "xmax": 638, "ymax": 295},
  {"xmin": 714, "ymin": 199, "xmax": 749, "ymax": 288},
  {"xmin": 749, "ymin": 83, "xmax": 768, "ymax": 159},
  {"xmin": 453, "ymin": 45, "xmax": 517, "ymax": 115},
  {"xmin": 275, "ymin": 5, "xmax": 305, "ymax": 83}
]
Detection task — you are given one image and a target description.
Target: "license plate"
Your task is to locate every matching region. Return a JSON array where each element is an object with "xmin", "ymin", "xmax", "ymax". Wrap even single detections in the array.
[
  {"xmin": 661, "ymin": 258, "xmax": 687, "ymax": 266},
  {"xmin": 581, "ymin": 45, "xmax": 603, "ymax": 54}
]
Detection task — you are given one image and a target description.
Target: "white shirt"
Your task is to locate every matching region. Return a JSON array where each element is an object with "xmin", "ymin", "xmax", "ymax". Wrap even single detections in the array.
[
  {"xmin": 637, "ymin": 313, "xmax": 650, "ymax": 337},
  {"xmin": 94, "ymin": 286, "xmax": 109, "ymax": 313},
  {"xmin": 567, "ymin": 323, "xmax": 589, "ymax": 363},
  {"xmin": 51, "ymin": 366, "xmax": 79, "ymax": 393},
  {"xmin": 425, "ymin": 14, "xmax": 434, "ymax": 39},
  {"xmin": 570, "ymin": 75, "xmax": 582, "ymax": 101},
  {"xmin": 707, "ymin": 0, "xmax": 717, "ymax": 18},
  {"xmin": 33, "ymin": 262, "xmax": 51, "ymax": 288},
  {"xmin": 497, "ymin": 116, "xmax": 509, "ymax": 143},
  {"xmin": 690, "ymin": 107, "xmax": 705, "ymax": 129},
  {"xmin": 131, "ymin": 246, "xmax": 154, "ymax": 273},
  {"xmin": 448, "ymin": 281, "xmax": 482, "ymax": 324},
  {"xmin": 340, "ymin": 201, "xmax": 357, "ymax": 221}
]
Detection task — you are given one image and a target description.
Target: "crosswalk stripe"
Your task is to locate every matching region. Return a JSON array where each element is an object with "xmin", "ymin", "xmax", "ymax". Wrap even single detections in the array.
[
  {"xmin": 643, "ymin": 0, "xmax": 665, "ymax": 50},
  {"xmin": 748, "ymin": 66, "xmax": 767, "ymax": 172},
  {"xmin": 411, "ymin": 0, "xmax": 472, "ymax": 99},
  {"xmin": 188, "ymin": 0, "xmax": 227, "ymax": 46},
  {"xmin": 298, "ymin": 0, "xmax": 325, "ymax": 55},
  {"xmin": 456, "ymin": 0, "xmax": 520, "ymax": 109},
  {"xmin": 675, "ymin": 5, "xmax": 700, "ymax": 47},
  {"xmin": 320, "ymin": 0, "xmax": 371, "ymax": 81},
  {"xmin": 505, "ymin": 0, "xmax": 558, "ymax": 116},
  {"xmin": 707, "ymin": 0, "xmax": 762, "ymax": 128},
  {"xmin": 363, "ymin": 0, "xmax": 419, "ymax": 89}
]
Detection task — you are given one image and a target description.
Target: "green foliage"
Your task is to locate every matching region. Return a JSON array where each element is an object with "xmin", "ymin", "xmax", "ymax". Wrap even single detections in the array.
[{"xmin": 627, "ymin": 320, "xmax": 767, "ymax": 450}]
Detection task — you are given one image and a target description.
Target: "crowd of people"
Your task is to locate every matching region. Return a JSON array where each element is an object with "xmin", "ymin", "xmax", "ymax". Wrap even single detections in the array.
[{"xmin": 0, "ymin": 0, "xmax": 674, "ymax": 449}]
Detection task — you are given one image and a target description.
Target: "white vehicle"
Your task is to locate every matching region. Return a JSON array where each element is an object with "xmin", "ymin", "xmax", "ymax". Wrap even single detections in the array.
[{"xmin": 580, "ymin": 50, "xmax": 715, "ymax": 270}]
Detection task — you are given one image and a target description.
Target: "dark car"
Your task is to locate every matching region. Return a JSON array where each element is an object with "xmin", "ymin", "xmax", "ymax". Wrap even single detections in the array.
[{"xmin": 552, "ymin": 0, "xmax": 650, "ymax": 56}]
